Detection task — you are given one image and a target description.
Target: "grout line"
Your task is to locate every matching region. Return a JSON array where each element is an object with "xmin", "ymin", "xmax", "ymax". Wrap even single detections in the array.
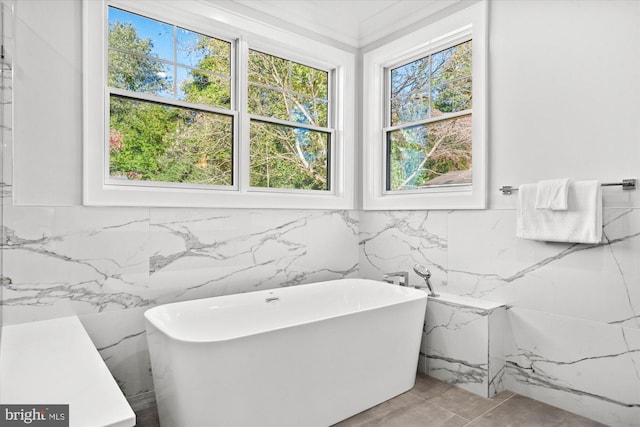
[
  {"xmin": 407, "ymin": 383, "xmax": 472, "ymax": 422},
  {"xmin": 426, "ymin": 400, "xmax": 471, "ymax": 423},
  {"xmin": 461, "ymin": 393, "xmax": 517, "ymax": 426}
]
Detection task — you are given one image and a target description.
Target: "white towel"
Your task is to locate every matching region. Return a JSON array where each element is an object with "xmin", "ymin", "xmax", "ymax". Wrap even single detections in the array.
[
  {"xmin": 535, "ymin": 178, "xmax": 569, "ymax": 210},
  {"xmin": 517, "ymin": 180, "xmax": 602, "ymax": 244}
]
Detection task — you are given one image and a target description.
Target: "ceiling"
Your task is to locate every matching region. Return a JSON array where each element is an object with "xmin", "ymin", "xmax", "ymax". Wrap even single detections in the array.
[{"xmin": 209, "ymin": 0, "xmax": 461, "ymax": 48}]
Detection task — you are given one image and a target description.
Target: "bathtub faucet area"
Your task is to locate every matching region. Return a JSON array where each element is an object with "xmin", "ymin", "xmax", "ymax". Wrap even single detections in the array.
[
  {"xmin": 383, "ymin": 266, "xmax": 439, "ymax": 297},
  {"xmin": 383, "ymin": 271, "xmax": 409, "ymax": 286},
  {"xmin": 413, "ymin": 264, "xmax": 439, "ymax": 298}
]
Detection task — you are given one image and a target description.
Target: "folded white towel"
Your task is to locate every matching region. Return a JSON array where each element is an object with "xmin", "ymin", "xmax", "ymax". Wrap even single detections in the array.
[
  {"xmin": 517, "ymin": 180, "xmax": 602, "ymax": 244},
  {"xmin": 535, "ymin": 178, "xmax": 569, "ymax": 210}
]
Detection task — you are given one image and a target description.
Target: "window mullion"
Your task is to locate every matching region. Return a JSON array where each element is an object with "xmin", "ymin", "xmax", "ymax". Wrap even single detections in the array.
[
  {"xmin": 248, "ymin": 114, "xmax": 332, "ymax": 134},
  {"xmin": 384, "ymin": 67, "xmax": 391, "ymax": 128},
  {"xmin": 237, "ymin": 37, "xmax": 250, "ymax": 194},
  {"xmin": 383, "ymin": 109, "xmax": 472, "ymax": 133},
  {"xmin": 108, "ymin": 87, "xmax": 235, "ymax": 116},
  {"xmin": 173, "ymin": 25, "xmax": 177, "ymax": 99},
  {"xmin": 109, "ymin": 46, "xmax": 231, "ymax": 80}
]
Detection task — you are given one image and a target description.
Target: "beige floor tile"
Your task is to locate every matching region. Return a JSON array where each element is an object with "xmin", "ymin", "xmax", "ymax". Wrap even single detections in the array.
[
  {"xmin": 334, "ymin": 391, "xmax": 467, "ymax": 427},
  {"xmin": 465, "ymin": 394, "xmax": 606, "ymax": 427},
  {"xmin": 426, "ymin": 382, "xmax": 511, "ymax": 420},
  {"xmin": 410, "ymin": 373, "xmax": 455, "ymax": 400}
]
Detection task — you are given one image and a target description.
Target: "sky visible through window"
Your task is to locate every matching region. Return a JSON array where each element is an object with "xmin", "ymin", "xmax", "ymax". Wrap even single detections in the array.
[
  {"xmin": 109, "ymin": 8, "xmax": 198, "ymax": 68},
  {"xmin": 108, "ymin": 7, "xmax": 231, "ymax": 103}
]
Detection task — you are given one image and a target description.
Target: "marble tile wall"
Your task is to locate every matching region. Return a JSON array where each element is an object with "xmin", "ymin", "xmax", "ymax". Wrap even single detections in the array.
[
  {"xmin": 505, "ymin": 307, "xmax": 640, "ymax": 427},
  {"xmin": 359, "ymin": 210, "xmax": 448, "ymax": 289},
  {"xmin": 488, "ymin": 306, "xmax": 507, "ymax": 397},
  {"xmin": 0, "ymin": 204, "xmax": 359, "ymax": 405},
  {"xmin": 420, "ymin": 296, "xmax": 506, "ymax": 398},
  {"xmin": 2, "ymin": 196, "xmax": 639, "ymax": 424},
  {"xmin": 0, "ymin": 0, "xmax": 14, "ymax": 333},
  {"xmin": 359, "ymin": 208, "xmax": 640, "ymax": 426}
]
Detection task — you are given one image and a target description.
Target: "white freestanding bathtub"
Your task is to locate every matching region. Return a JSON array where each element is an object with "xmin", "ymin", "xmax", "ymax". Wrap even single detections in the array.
[{"xmin": 144, "ymin": 278, "xmax": 428, "ymax": 427}]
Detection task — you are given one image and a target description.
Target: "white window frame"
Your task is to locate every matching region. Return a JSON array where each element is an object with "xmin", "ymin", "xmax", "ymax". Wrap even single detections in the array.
[
  {"xmin": 105, "ymin": 5, "xmax": 238, "ymax": 192},
  {"xmin": 362, "ymin": 1, "xmax": 487, "ymax": 210},
  {"xmin": 83, "ymin": 0, "xmax": 355, "ymax": 209},
  {"xmin": 243, "ymin": 43, "xmax": 336, "ymax": 195}
]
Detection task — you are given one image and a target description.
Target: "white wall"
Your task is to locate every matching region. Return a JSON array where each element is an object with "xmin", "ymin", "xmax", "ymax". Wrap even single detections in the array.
[
  {"xmin": 489, "ymin": 0, "xmax": 640, "ymax": 209},
  {"xmin": 13, "ymin": 0, "xmax": 82, "ymax": 205}
]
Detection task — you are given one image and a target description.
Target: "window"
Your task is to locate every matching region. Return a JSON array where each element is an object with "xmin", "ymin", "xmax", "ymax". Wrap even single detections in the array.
[
  {"xmin": 107, "ymin": 7, "xmax": 235, "ymax": 188},
  {"xmin": 247, "ymin": 50, "xmax": 332, "ymax": 191},
  {"xmin": 83, "ymin": 0, "xmax": 355, "ymax": 208},
  {"xmin": 387, "ymin": 40, "xmax": 472, "ymax": 192},
  {"xmin": 363, "ymin": 1, "xmax": 487, "ymax": 210}
]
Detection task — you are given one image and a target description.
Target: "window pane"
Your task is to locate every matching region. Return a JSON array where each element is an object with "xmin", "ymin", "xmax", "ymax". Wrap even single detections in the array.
[
  {"xmin": 390, "ymin": 57, "xmax": 429, "ymax": 125},
  {"xmin": 391, "ymin": 91, "xmax": 430, "ymax": 125},
  {"xmin": 430, "ymin": 46, "xmax": 455, "ymax": 84},
  {"xmin": 177, "ymin": 28, "xmax": 231, "ymax": 75},
  {"xmin": 250, "ymin": 120, "xmax": 329, "ymax": 190},
  {"xmin": 314, "ymin": 100, "xmax": 329, "ymax": 128},
  {"xmin": 109, "ymin": 95, "xmax": 233, "ymax": 186},
  {"xmin": 387, "ymin": 115, "xmax": 472, "ymax": 191},
  {"xmin": 248, "ymin": 49, "xmax": 329, "ymax": 127},
  {"xmin": 431, "ymin": 77, "xmax": 472, "ymax": 116},
  {"xmin": 108, "ymin": 50, "xmax": 174, "ymax": 97},
  {"xmin": 177, "ymin": 66, "xmax": 231, "ymax": 109},
  {"xmin": 390, "ymin": 40, "xmax": 472, "ymax": 126},
  {"xmin": 291, "ymin": 63, "xmax": 327, "ymax": 99},
  {"xmin": 248, "ymin": 85, "xmax": 283, "ymax": 117},
  {"xmin": 248, "ymin": 50, "xmax": 290, "ymax": 87},
  {"xmin": 431, "ymin": 40, "xmax": 472, "ymax": 86},
  {"xmin": 108, "ymin": 7, "xmax": 232, "ymax": 108},
  {"xmin": 248, "ymin": 86, "xmax": 326, "ymax": 127},
  {"xmin": 108, "ymin": 7, "xmax": 173, "ymax": 62}
]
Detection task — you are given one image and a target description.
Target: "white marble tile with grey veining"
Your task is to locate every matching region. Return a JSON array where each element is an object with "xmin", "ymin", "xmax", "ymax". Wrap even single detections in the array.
[
  {"xmin": 420, "ymin": 295, "xmax": 506, "ymax": 398},
  {"xmin": 1, "ymin": 206, "xmax": 150, "ymax": 323},
  {"xmin": 447, "ymin": 209, "xmax": 640, "ymax": 328},
  {"xmin": 80, "ymin": 307, "xmax": 153, "ymax": 404},
  {"xmin": 2, "ymin": 61, "xmax": 12, "ymax": 202},
  {"xmin": 420, "ymin": 297, "xmax": 492, "ymax": 397},
  {"xmin": 488, "ymin": 306, "xmax": 507, "ymax": 396},
  {"xmin": 505, "ymin": 307, "xmax": 640, "ymax": 427},
  {"xmin": 149, "ymin": 209, "xmax": 359, "ymax": 303},
  {"xmin": 359, "ymin": 210, "xmax": 447, "ymax": 288}
]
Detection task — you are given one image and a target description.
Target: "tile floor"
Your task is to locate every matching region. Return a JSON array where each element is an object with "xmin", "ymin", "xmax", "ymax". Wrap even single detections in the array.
[{"xmin": 134, "ymin": 374, "xmax": 605, "ymax": 427}]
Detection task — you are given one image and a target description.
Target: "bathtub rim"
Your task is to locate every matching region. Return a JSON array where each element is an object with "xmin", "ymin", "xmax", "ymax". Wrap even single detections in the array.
[{"xmin": 144, "ymin": 278, "xmax": 427, "ymax": 344}]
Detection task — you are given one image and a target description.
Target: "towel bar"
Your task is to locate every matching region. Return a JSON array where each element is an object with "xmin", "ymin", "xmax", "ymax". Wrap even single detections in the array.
[{"xmin": 499, "ymin": 179, "xmax": 636, "ymax": 195}]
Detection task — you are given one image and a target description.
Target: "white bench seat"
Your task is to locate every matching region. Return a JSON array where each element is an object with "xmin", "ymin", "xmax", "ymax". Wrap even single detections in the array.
[{"xmin": 0, "ymin": 316, "xmax": 135, "ymax": 427}]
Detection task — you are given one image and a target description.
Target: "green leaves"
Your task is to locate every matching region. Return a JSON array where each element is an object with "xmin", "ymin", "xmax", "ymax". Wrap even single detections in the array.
[
  {"xmin": 247, "ymin": 50, "xmax": 330, "ymax": 190},
  {"xmin": 107, "ymin": 8, "xmax": 331, "ymax": 191},
  {"xmin": 249, "ymin": 121, "xmax": 329, "ymax": 190},
  {"xmin": 109, "ymin": 96, "xmax": 233, "ymax": 185},
  {"xmin": 108, "ymin": 22, "xmax": 171, "ymax": 95}
]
